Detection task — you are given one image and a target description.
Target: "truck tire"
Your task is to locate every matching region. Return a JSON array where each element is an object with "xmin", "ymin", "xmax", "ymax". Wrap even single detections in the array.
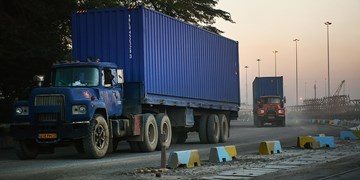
[
  {"xmin": 139, "ymin": 114, "xmax": 158, "ymax": 152},
  {"xmin": 207, "ymin": 114, "xmax": 220, "ymax": 144},
  {"xmin": 280, "ymin": 119, "xmax": 286, "ymax": 127},
  {"xmin": 218, "ymin": 114, "xmax": 229, "ymax": 143},
  {"xmin": 198, "ymin": 115, "xmax": 209, "ymax": 144},
  {"xmin": 254, "ymin": 117, "xmax": 257, "ymax": 127},
  {"xmin": 83, "ymin": 114, "xmax": 109, "ymax": 159},
  {"xmin": 14, "ymin": 140, "xmax": 39, "ymax": 160},
  {"xmin": 254, "ymin": 116, "xmax": 260, "ymax": 127},
  {"xmin": 155, "ymin": 113, "xmax": 172, "ymax": 150}
]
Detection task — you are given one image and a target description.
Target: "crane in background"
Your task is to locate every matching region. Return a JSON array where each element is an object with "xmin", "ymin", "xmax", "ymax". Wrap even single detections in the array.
[{"xmin": 333, "ymin": 80, "xmax": 345, "ymax": 96}]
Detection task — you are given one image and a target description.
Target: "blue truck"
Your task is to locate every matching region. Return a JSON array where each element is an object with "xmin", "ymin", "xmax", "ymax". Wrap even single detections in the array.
[
  {"xmin": 252, "ymin": 77, "xmax": 285, "ymax": 127},
  {"xmin": 11, "ymin": 6, "xmax": 240, "ymax": 159}
]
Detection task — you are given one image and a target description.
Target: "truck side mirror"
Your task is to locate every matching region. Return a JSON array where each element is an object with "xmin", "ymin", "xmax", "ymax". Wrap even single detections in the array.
[
  {"xmin": 117, "ymin": 69, "xmax": 124, "ymax": 84},
  {"xmin": 283, "ymin": 96, "xmax": 286, "ymax": 103},
  {"xmin": 33, "ymin": 75, "xmax": 44, "ymax": 87}
]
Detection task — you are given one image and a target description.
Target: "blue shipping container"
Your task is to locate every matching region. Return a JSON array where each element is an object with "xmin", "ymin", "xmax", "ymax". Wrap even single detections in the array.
[
  {"xmin": 252, "ymin": 76, "xmax": 284, "ymax": 107},
  {"xmin": 72, "ymin": 6, "xmax": 240, "ymax": 111}
]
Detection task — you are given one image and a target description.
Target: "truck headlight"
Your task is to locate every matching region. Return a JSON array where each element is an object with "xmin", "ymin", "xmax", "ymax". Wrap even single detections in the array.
[
  {"xmin": 278, "ymin": 109, "xmax": 285, "ymax": 114},
  {"xmin": 72, "ymin": 105, "xmax": 87, "ymax": 115},
  {"xmin": 15, "ymin": 106, "xmax": 29, "ymax": 115},
  {"xmin": 259, "ymin": 109, "xmax": 265, "ymax": 114}
]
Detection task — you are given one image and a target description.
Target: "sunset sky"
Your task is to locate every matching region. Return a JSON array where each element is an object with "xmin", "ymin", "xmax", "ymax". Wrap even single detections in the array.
[{"xmin": 215, "ymin": 0, "xmax": 360, "ymax": 106}]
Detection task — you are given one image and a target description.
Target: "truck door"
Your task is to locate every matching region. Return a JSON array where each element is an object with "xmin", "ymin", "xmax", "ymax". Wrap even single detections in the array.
[{"xmin": 102, "ymin": 68, "xmax": 122, "ymax": 117}]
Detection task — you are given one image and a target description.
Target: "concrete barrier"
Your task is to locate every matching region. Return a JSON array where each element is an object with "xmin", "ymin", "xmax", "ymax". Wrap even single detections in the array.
[
  {"xmin": 304, "ymin": 141, "xmax": 321, "ymax": 149},
  {"xmin": 298, "ymin": 135, "xmax": 334, "ymax": 148},
  {"xmin": 297, "ymin": 136, "xmax": 316, "ymax": 148},
  {"xmin": 334, "ymin": 119, "xmax": 341, "ymax": 126},
  {"xmin": 259, "ymin": 141, "xmax": 282, "ymax": 155},
  {"xmin": 329, "ymin": 120, "xmax": 337, "ymax": 125},
  {"xmin": 209, "ymin": 145, "xmax": 237, "ymax": 163},
  {"xmin": 314, "ymin": 136, "xmax": 334, "ymax": 148},
  {"xmin": 340, "ymin": 130, "xmax": 360, "ymax": 140},
  {"xmin": 167, "ymin": 150, "xmax": 201, "ymax": 169}
]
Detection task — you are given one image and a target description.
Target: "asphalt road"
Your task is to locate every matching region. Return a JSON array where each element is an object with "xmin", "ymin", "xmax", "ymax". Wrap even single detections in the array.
[{"xmin": 0, "ymin": 119, "xmax": 348, "ymax": 179}]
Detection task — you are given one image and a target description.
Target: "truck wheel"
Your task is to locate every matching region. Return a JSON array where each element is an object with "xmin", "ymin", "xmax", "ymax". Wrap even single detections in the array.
[
  {"xmin": 155, "ymin": 113, "xmax": 172, "ymax": 150},
  {"xmin": 218, "ymin": 114, "xmax": 229, "ymax": 143},
  {"xmin": 83, "ymin": 114, "xmax": 109, "ymax": 159},
  {"xmin": 207, "ymin": 114, "xmax": 220, "ymax": 144},
  {"xmin": 281, "ymin": 119, "xmax": 286, "ymax": 127},
  {"xmin": 254, "ymin": 116, "xmax": 260, "ymax": 127},
  {"xmin": 14, "ymin": 140, "xmax": 39, "ymax": 160},
  {"xmin": 198, "ymin": 115, "xmax": 208, "ymax": 143},
  {"xmin": 253, "ymin": 116, "xmax": 257, "ymax": 127},
  {"xmin": 139, "ymin": 114, "xmax": 158, "ymax": 152}
]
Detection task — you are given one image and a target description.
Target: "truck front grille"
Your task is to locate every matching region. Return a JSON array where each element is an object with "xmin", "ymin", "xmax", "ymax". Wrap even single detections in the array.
[
  {"xmin": 37, "ymin": 113, "xmax": 59, "ymax": 122},
  {"xmin": 35, "ymin": 95, "xmax": 65, "ymax": 122},
  {"xmin": 267, "ymin": 107, "xmax": 276, "ymax": 114},
  {"xmin": 35, "ymin": 95, "xmax": 64, "ymax": 106}
]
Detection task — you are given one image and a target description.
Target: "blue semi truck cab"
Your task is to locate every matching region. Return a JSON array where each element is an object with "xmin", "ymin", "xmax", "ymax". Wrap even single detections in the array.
[{"xmin": 12, "ymin": 61, "xmax": 127, "ymax": 159}]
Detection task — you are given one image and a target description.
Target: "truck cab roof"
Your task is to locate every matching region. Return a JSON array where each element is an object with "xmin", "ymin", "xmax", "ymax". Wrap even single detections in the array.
[
  {"xmin": 260, "ymin": 96, "xmax": 281, "ymax": 98},
  {"xmin": 52, "ymin": 61, "xmax": 118, "ymax": 69}
]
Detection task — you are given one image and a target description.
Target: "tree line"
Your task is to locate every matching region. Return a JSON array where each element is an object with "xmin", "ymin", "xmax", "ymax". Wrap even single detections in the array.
[{"xmin": 0, "ymin": 0, "xmax": 233, "ymax": 122}]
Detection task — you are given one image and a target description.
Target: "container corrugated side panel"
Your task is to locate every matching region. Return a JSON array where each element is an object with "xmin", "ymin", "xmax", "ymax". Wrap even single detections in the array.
[
  {"xmin": 252, "ymin": 76, "xmax": 284, "ymax": 104},
  {"xmin": 72, "ymin": 7, "xmax": 144, "ymax": 82},
  {"xmin": 142, "ymin": 9, "xmax": 240, "ymax": 104}
]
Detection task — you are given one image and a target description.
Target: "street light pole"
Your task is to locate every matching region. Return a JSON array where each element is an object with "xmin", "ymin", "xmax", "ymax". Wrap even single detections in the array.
[
  {"xmin": 293, "ymin": 39, "xmax": 299, "ymax": 105},
  {"xmin": 305, "ymin": 81, "xmax": 307, "ymax": 99},
  {"xmin": 273, "ymin": 50, "xmax": 278, "ymax": 76},
  {"xmin": 325, "ymin": 21, "xmax": 332, "ymax": 97},
  {"xmin": 245, "ymin": 66, "xmax": 249, "ymax": 105},
  {"xmin": 257, "ymin": 59, "xmax": 261, "ymax": 77}
]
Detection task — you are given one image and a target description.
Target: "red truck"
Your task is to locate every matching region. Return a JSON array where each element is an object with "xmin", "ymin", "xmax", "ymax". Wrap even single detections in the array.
[{"xmin": 253, "ymin": 77, "xmax": 286, "ymax": 127}]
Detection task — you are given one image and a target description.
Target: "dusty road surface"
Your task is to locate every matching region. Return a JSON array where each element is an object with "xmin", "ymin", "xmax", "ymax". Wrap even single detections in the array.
[{"xmin": 0, "ymin": 119, "xmax": 356, "ymax": 179}]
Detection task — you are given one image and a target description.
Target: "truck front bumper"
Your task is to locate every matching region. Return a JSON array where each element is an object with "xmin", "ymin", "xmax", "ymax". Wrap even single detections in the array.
[
  {"xmin": 258, "ymin": 115, "xmax": 285, "ymax": 122},
  {"xmin": 11, "ymin": 121, "xmax": 89, "ymax": 142}
]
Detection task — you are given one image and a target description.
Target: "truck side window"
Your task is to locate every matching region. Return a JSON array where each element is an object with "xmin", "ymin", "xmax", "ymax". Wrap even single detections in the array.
[{"xmin": 102, "ymin": 69, "xmax": 117, "ymax": 87}]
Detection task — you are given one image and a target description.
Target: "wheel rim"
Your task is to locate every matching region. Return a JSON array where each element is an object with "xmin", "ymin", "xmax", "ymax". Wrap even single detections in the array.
[
  {"xmin": 212, "ymin": 120, "xmax": 219, "ymax": 136},
  {"xmin": 162, "ymin": 122, "xmax": 169, "ymax": 142},
  {"xmin": 148, "ymin": 123, "xmax": 156, "ymax": 144},
  {"xmin": 94, "ymin": 123, "xmax": 106, "ymax": 150}
]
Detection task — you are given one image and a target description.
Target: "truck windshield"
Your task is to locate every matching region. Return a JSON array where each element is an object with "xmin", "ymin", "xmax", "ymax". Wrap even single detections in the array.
[
  {"xmin": 263, "ymin": 97, "xmax": 281, "ymax": 104},
  {"xmin": 54, "ymin": 67, "xmax": 99, "ymax": 87}
]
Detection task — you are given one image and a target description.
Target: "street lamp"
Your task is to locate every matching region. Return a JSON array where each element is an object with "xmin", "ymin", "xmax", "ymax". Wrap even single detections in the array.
[
  {"xmin": 293, "ymin": 38, "xmax": 299, "ymax": 105},
  {"xmin": 245, "ymin": 66, "xmax": 249, "ymax": 105},
  {"xmin": 325, "ymin": 21, "xmax": 332, "ymax": 97},
  {"xmin": 257, "ymin": 59, "xmax": 261, "ymax": 77},
  {"xmin": 273, "ymin": 50, "xmax": 278, "ymax": 76}
]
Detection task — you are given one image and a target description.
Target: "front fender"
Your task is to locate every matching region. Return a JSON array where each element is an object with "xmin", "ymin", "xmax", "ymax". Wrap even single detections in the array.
[{"xmin": 89, "ymin": 100, "xmax": 108, "ymax": 119}]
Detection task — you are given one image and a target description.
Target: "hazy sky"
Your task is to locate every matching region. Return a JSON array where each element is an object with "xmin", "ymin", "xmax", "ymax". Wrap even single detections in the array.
[{"xmin": 215, "ymin": 0, "xmax": 360, "ymax": 106}]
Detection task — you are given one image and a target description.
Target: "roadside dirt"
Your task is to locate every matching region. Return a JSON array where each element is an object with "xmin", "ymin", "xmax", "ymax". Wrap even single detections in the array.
[{"xmin": 117, "ymin": 139, "xmax": 360, "ymax": 179}]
